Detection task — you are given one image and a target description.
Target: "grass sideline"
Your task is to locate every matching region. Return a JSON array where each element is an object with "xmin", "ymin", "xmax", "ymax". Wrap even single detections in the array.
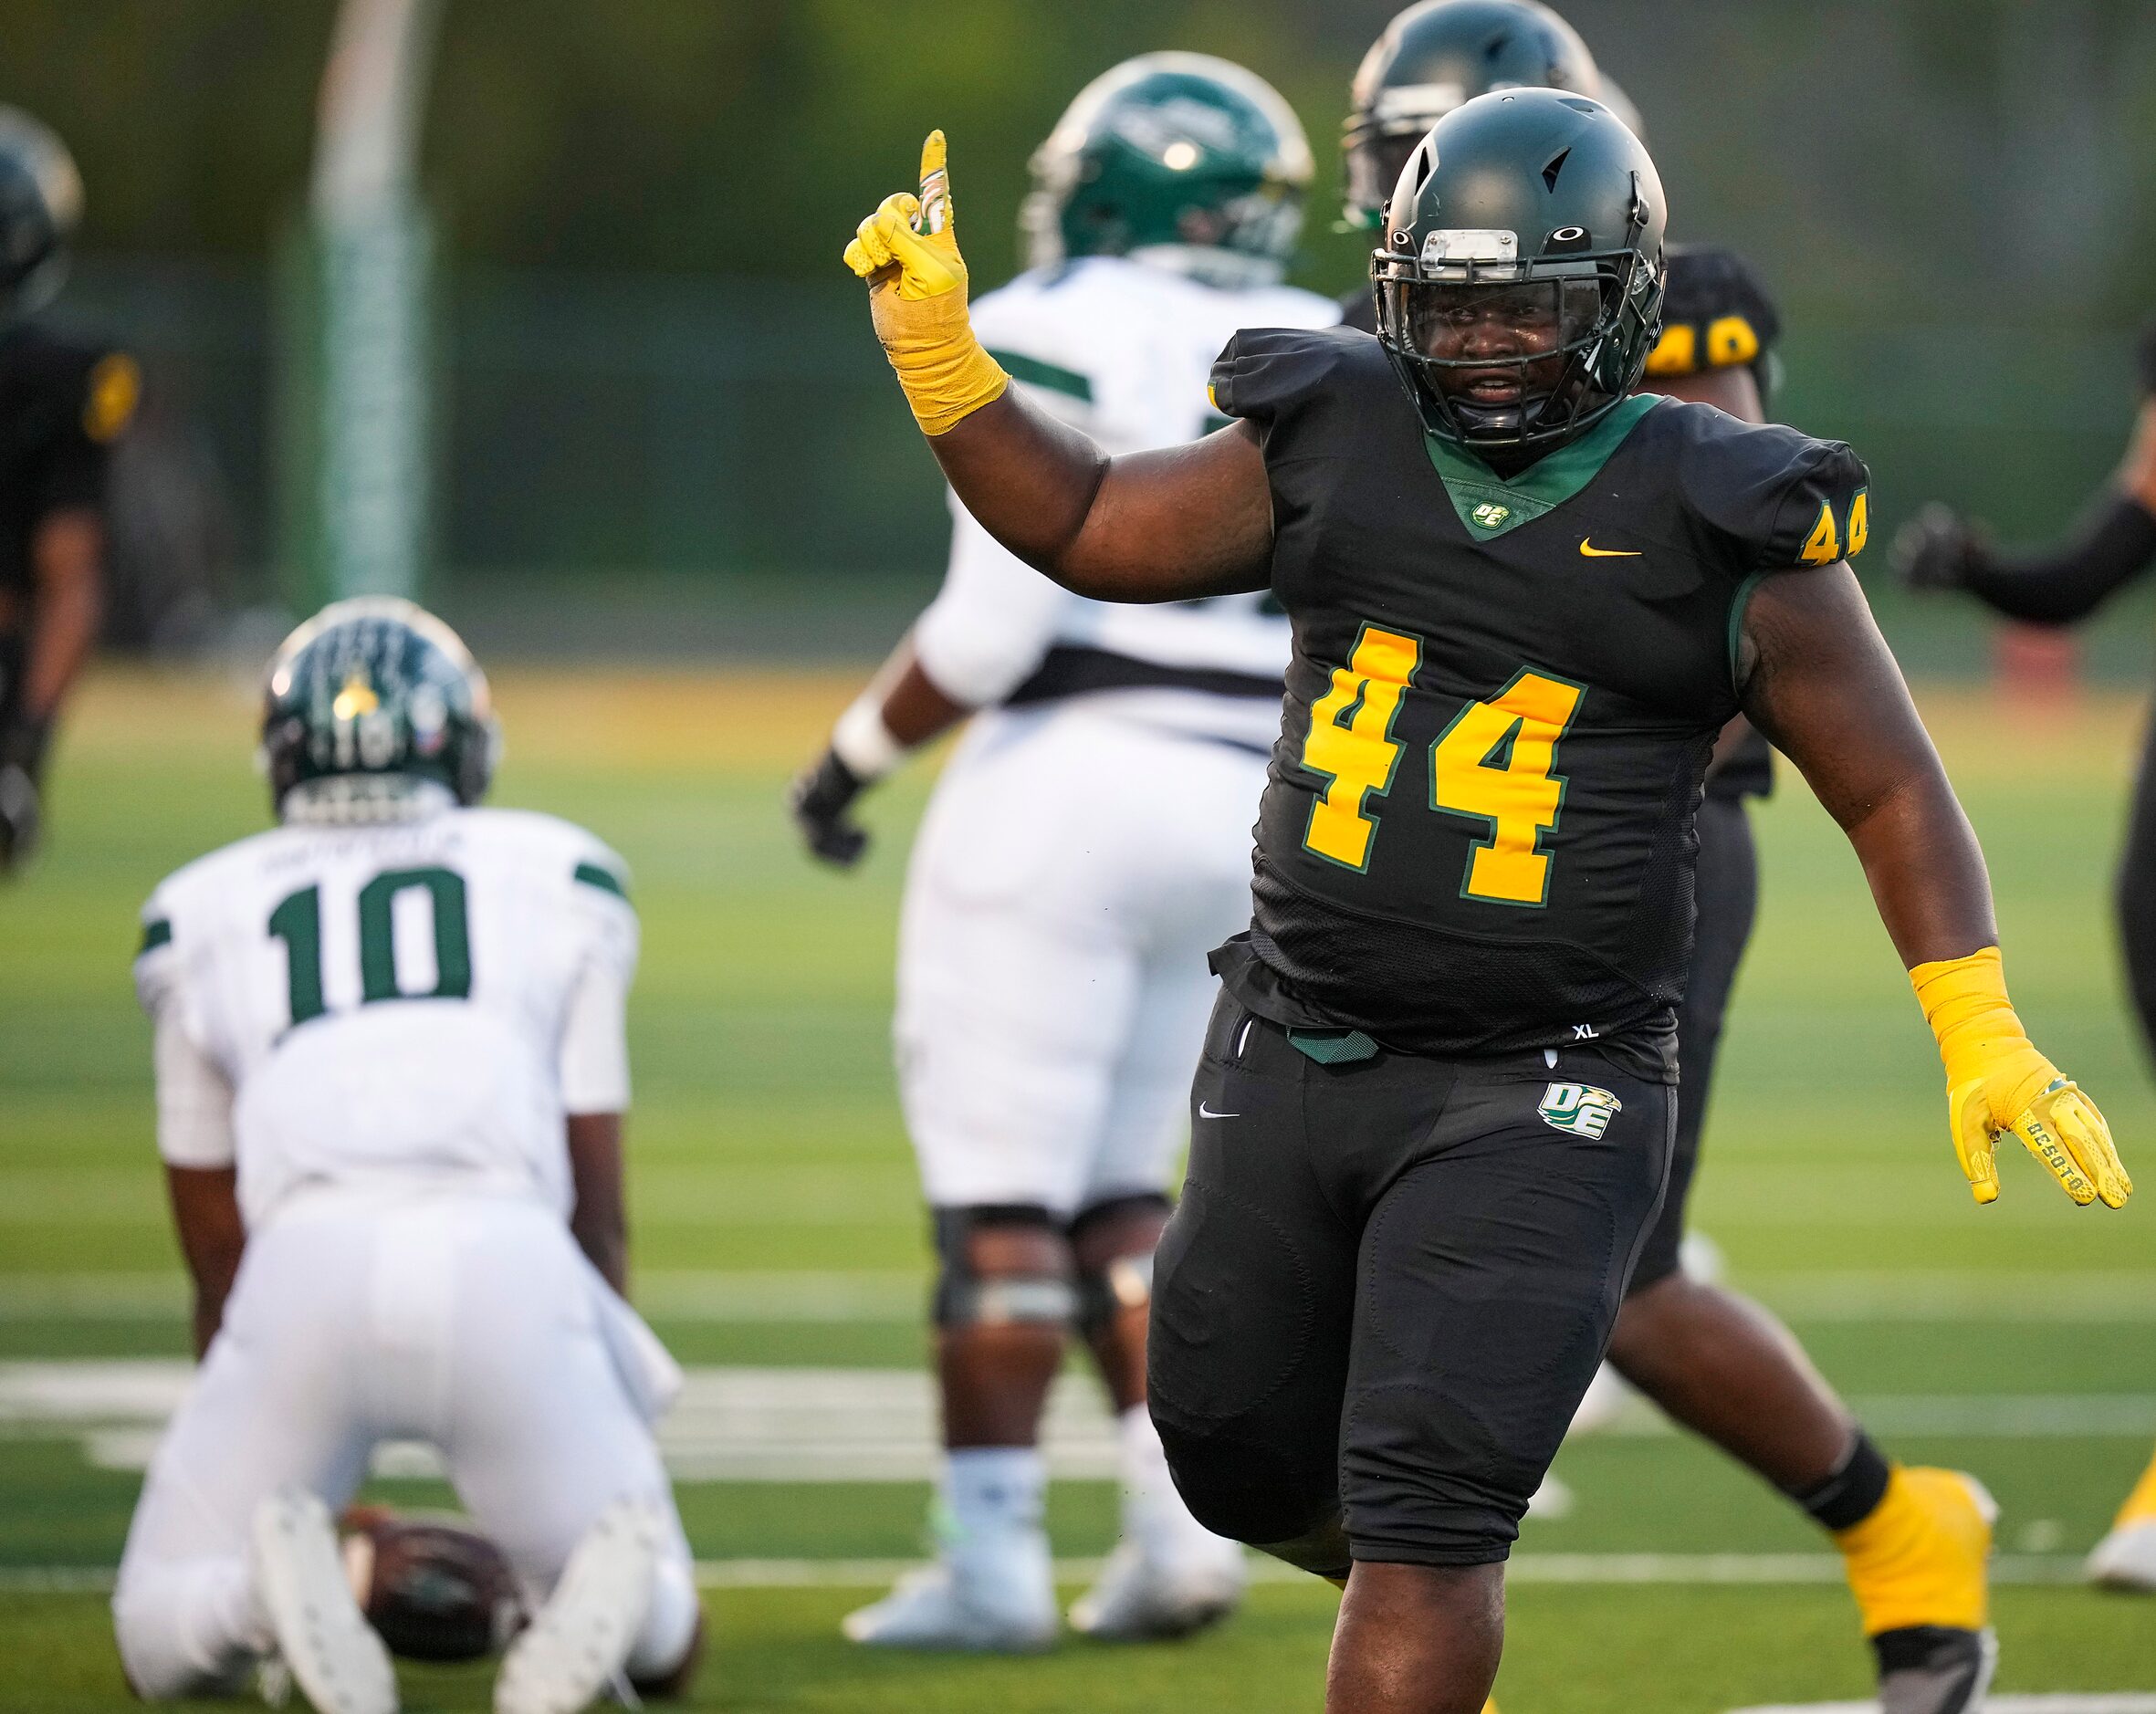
[{"xmin": 2, "ymin": 666, "xmax": 2153, "ymax": 1711}]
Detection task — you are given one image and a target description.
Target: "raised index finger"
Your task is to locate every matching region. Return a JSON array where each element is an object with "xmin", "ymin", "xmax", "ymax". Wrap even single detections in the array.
[{"xmin": 917, "ymin": 129, "xmax": 950, "ymax": 236}]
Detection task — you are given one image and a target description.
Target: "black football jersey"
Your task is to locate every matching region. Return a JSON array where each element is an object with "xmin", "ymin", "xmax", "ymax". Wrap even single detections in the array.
[
  {"xmin": 1345, "ymin": 246, "xmax": 1785, "ymax": 800},
  {"xmin": 0, "ymin": 319, "xmax": 137, "ymax": 603},
  {"xmin": 1209, "ymin": 326, "xmax": 1868, "ymax": 1078}
]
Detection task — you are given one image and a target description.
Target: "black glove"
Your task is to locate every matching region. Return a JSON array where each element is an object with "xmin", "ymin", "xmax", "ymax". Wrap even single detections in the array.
[
  {"xmin": 788, "ymin": 747, "xmax": 870, "ymax": 867},
  {"xmin": 1891, "ymin": 503, "xmax": 1988, "ymax": 592},
  {"xmin": 0, "ymin": 718, "xmax": 47, "ymax": 875}
]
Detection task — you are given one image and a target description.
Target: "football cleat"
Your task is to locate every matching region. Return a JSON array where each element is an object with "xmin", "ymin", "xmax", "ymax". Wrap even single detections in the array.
[
  {"xmin": 493, "ymin": 1498, "xmax": 660, "ymax": 1714},
  {"xmin": 2087, "ymin": 1518, "xmax": 2156, "ymax": 1592},
  {"xmin": 1068, "ymin": 1534, "xmax": 1246, "ymax": 1641},
  {"xmin": 250, "ymin": 1488, "xmax": 398, "ymax": 1714},
  {"xmin": 1836, "ymin": 1468, "xmax": 1997, "ymax": 1714},
  {"xmin": 1872, "ymin": 1624, "xmax": 1997, "ymax": 1714},
  {"xmin": 842, "ymin": 1543, "xmax": 1057, "ymax": 1653}
]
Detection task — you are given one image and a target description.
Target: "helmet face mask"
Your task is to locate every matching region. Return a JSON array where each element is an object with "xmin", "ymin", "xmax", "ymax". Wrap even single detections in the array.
[
  {"xmin": 1371, "ymin": 91, "xmax": 1666, "ymax": 457},
  {"xmin": 1020, "ymin": 52, "xmax": 1313, "ymax": 287},
  {"xmin": 260, "ymin": 597, "xmax": 501, "ymax": 824},
  {"xmin": 1384, "ymin": 276, "xmax": 1610, "ymax": 439}
]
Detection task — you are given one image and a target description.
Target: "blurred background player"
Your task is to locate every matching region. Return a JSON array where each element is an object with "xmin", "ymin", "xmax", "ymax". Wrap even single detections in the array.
[
  {"xmin": 116, "ymin": 600, "xmax": 702, "ymax": 1714},
  {"xmin": 1895, "ymin": 325, "xmax": 2156, "ymax": 1594},
  {"xmin": 1334, "ymin": 7, "xmax": 2001, "ymax": 1710},
  {"xmin": 0, "ymin": 106, "xmax": 136, "ymax": 874},
  {"xmin": 788, "ymin": 54, "xmax": 1339, "ymax": 1650}
]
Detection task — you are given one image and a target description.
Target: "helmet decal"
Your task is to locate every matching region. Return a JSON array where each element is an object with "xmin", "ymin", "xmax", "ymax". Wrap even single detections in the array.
[{"xmin": 259, "ymin": 597, "xmax": 501, "ymax": 822}]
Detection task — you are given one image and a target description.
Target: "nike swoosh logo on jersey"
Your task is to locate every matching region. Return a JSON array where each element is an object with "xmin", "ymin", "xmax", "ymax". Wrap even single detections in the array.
[
  {"xmin": 1198, "ymin": 1103, "xmax": 1240, "ymax": 1119},
  {"xmin": 1579, "ymin": 540, "xmax": 1642, "ymax": 558}
]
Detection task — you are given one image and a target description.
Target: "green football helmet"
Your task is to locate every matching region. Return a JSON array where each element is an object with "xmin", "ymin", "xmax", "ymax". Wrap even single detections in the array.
[
  {"xmin": 260, "ymin": 597, "xmax": 500, "ymax": 823},
  {"xmin": 1020, "ymin": 52, "xmax": 1313, "ymax": 288},
  {"xmin": 1342, "ymin": 0, "xmax": 1601, "ymax": 229},
  {"xmin": 1372, "ymin": 88, "xmax": 1666, "ymax": 455}
]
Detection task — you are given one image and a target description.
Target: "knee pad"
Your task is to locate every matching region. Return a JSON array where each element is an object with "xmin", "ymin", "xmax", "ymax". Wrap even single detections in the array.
[
  {"xmin": 931, "ymin": 1206, "xmax": 1077, "ymax": 1329},
  {"xmin": 1152, "ymin": 1414, "xmax": 1341, "ymax": 1559},
  {"xmin": 1075, "ymin": 1251, "xmax": 1154, "ymax": 1342},
  {"xmin": 1069, "ymin": 1193, "xmax": 1171, "ymax": 1341}
]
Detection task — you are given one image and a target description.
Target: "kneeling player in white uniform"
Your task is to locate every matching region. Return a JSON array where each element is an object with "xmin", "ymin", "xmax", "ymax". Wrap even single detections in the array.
[
  {"xmin": 114, "ymin": 600, "xmax": 703, "ymax": 1714},
  {"xmin": 789, "ymin": 55, "xmax": 1338, "ymax": 1650}
]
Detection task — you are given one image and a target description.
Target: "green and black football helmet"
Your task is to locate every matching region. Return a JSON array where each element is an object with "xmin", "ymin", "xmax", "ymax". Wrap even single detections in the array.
[
  {"xmin": 1020, "ymin": 52, "xmax": 1313, "ymax": 288},
  {"xmin": 0, "ymin": 108, "xmax": 81, "ymax": 319},
  {"xmin": 260, "ymin": 598, "xmax": 500, "ymax": 824},
  {"xmin": 1372, "ymin": 88, "xmax": 1666, "ymax": 455},
  {"xmin": 1341, "ymin": 0, "xmax": 1600, "ymax": 229}
]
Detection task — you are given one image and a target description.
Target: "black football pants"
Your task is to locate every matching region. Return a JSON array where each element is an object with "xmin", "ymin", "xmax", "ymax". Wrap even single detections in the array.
[
  {"xmin": 1148, "ymin": 999, "xmax": 1672, "ymax": 1572},
  {"xmin": 1627, "ymin": 792, "xmax": 1758, "ymax": 1291}
]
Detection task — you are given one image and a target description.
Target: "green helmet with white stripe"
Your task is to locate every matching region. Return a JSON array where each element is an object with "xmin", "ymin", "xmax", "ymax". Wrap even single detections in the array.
[
  {"xmin": 1020, "ymin": 52, "xmax": 1313, "ymax": 289},
  {"xmin": 260, "ymin": 597, "xmax": 501, "ymax": 824}
]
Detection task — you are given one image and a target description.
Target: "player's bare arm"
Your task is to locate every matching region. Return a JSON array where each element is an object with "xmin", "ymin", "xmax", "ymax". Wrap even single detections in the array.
[
  {"xmin": 163, "ymin": 1162, "xmax": 244, "ymax": 1358},
  {"xmin": 845, "ymin": 131, "xmax": 1272, "ymax": 603},
  {"xmin": 24, "ymin": 507, "xmax": 103, "ymax": 718},
  {"xmin": 1738, "ymin": 565, "xmax": 2130, "ymax": 1209},
  {"xmin": 566, "ymin": 1112, "xmax": 629, "ymax": 1296},
  {"xmin": 788, "ymin": 633, "xmax": 973, "ymax": 866},
  {"xmin": 1737, "ymin": 566, "xmax": 1993, "ymax": 961}
]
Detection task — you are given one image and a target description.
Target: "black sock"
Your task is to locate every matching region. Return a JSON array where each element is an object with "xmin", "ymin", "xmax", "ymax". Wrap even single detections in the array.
[{"xmin": 1789, "ymin": 1429, "xmax": 1893, "ymax": 1532}]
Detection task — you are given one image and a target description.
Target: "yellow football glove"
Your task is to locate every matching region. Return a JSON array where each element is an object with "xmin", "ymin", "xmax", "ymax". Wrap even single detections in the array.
[
  {"xmin": 843, "ymin": 130, "xmax": 1008, "ymax": 437},
  {"xmin": 1910, "ymin": 946, "xmax": 2130, "ymax": 1207}
]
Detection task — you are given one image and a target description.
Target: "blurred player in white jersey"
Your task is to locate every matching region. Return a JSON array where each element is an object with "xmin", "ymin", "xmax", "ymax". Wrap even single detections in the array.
[
  {"xmin": 788, "ymin": 55, "xmax": 1338, "ymax": 1650},
  {"xmin": 115, "ymin": 600, "xmax": 702, "ymax": 1714}
]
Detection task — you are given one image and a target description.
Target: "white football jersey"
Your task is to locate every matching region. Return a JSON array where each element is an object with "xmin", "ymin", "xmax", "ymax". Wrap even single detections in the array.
[
  {"xmin": 913, "ymin": 256, "xmax": 1340, "ymax": 734},
  {"xmin": 134, "ymin": 806, "xmax": 636, "ymax": 1229}
]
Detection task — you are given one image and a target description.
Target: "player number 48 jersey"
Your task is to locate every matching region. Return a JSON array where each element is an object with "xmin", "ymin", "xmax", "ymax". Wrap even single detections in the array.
[{"xmin": 134, "ymin": 807, "xmax": 636, "ymax": 1228}]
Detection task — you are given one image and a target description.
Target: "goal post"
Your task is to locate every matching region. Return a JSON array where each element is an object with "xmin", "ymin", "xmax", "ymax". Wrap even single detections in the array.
[{"xmin": 277, "ymin": 0, "xmax": 445, "ymax": 612}]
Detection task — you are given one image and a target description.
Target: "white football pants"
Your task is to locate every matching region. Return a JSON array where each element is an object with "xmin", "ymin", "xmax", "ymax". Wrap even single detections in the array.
[
  {"xmin": 896, "ymin": 700, "xmax": 1271, "ymax": 1217},
  {"xmin": 112, "ymin": 1191, "xmax": 698, "ymax": 1698}
]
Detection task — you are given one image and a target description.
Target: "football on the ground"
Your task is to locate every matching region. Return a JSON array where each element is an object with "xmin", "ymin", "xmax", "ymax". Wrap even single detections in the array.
[{"xmin": 340, "ymin": 1506, "xmax": 526, "ymax": 1662}]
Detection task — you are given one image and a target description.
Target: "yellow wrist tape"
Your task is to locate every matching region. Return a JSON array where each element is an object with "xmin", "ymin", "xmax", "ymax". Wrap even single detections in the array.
[
  {"xmin": 1909, "ymin": 946, "xmax": 2052, "ymax": 1124},
  {"xmin": 868, "ymin": 286, "xmax": 1008, "ymax": 438}
]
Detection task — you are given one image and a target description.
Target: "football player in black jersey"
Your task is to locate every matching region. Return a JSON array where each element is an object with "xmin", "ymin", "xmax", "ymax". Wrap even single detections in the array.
[
  {"xmin": 843, "ymin": 98, "xmax": 2128, "ymax": 1714},
  {"xmin": 1896, "ymin": 320, "xmax": 2156, "ymax": 1594},
  {"xmin": 1335, "ymin": 10, "xmax": 2007, "ymax": 1709},
  {"xmin": 0, "ymin": 109, "xmax": 137, "ymax": 874}
]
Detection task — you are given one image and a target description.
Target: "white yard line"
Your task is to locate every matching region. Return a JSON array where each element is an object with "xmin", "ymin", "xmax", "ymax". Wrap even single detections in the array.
[
  {"xmin": 0, "ymin": 1552, "xmax": 2098, "ymax": 1597},
  {"xmin": 8, "ymin": 1268, "xmax": 2156, "ymax": 1323},
  {"xmin": 0, "ymin": 1364, "xmax": 2149, "ymax": 1490},
  {"xmin": 1730, "ymin": 1700, "xmax": 2156, "ymax": 1714}
]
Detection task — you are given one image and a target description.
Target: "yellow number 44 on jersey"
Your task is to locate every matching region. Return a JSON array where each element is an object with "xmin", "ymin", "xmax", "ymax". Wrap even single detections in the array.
[
  {"xmin": 1298, "ymin": 628, "xmax": 1583, "ymax": 906},
  {"xmin": 1301, "ymin": 625, "xmax": 1420, "ymax": 871},
  {"xmin": 1432, "ymin": 670, "xmax": 1584, "ymax": 905}
]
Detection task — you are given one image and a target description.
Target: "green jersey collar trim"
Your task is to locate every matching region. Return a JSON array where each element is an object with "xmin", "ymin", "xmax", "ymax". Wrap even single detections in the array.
[{"xmin": 1423, "ymin": 394, "xmax": 1662, "ymax": 540}]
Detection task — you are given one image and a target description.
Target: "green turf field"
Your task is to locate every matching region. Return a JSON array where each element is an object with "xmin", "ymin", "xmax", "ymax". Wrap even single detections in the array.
[{"xmin": 3, "ymin": 666, "xmax": 2154, "ymax": 1712}]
